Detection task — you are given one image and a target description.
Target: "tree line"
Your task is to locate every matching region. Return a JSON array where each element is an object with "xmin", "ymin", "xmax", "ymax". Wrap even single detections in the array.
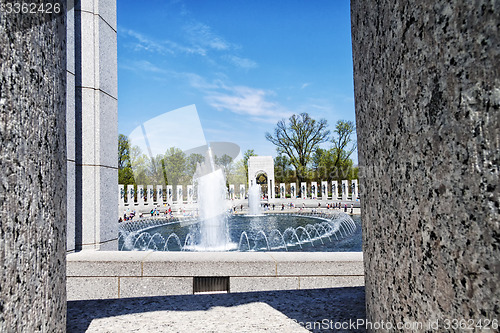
[
  {"xmin": 268, "ymin": 113, "xmax": 358, "ymax": 186},
  {"xmin": 118, "ymin": 112, "xmax": 357, "ymax": 189},
  {"xmin": 118, "ymin": 135, "xmax": 248, "ymax": 187}
]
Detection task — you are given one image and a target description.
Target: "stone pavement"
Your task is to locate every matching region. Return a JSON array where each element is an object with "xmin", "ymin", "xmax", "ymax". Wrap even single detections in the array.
[{"xmin": 67, "ymin": 287, "xmax": 366, "ymax": 332}]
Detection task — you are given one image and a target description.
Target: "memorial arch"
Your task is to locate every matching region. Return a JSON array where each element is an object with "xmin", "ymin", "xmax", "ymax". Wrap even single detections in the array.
[{"xmin": 247, "ymin": 156, "xmax": 274, "ymax": 200}]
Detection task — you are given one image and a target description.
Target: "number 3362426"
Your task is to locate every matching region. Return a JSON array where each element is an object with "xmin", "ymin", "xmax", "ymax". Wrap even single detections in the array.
[{"xmin": 1, "ymin": 2, "xmax": 62, "ymax": 14}]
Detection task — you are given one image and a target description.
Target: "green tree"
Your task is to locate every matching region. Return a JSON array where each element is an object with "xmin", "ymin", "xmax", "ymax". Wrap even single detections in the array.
[
  {"xmin": 118, "ymin": 134, "xmax": 135, "ymax": 185},
  {"xmin": 130, "ymin": 145, "xmax": 149, "ymax": 185},
  {"xmin": 274, "ymin": 154, "xmax": 294, "ymax": 183},
  {"xmin": 227, "ymin": 159, "xmax": 247, "ymax": 186},
  {"xmin": 146, "ymin": 154, "xmax": 166, "ymax": 185},
  {"xmin": 215, "ymin": 154, "xmax": 234, "ymax": 186},
  {"xmin": 163, "ymin": 147, "xmax": 187, "ymax": 186},
  {"xmin": 331, "ymin": 120, "xmax": 357, "ymax": 182},
  {"xmin": 186, "ymin": 153, "xmax": 205, "ymax": 180},
  {"xmin": 265, "ymin": 113, "xmax": 330, "ymax": 194}
]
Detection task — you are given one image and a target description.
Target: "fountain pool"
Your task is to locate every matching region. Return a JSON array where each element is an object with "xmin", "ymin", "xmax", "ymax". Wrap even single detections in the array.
[{"xmin": 119, "ymin": 212, "xmax": 361, "ymax": 252}]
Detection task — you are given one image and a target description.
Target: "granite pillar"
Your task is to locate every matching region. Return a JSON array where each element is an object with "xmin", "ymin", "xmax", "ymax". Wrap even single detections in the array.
[
  {"xmin": 74, "ymin": 0, "xmax": 118, "ymax": 250},
  {"xmin": 352, "ymin": 0, "xmax": 499, "ymax": 327},
  {"xmin": 0, "ymin": 2, "xmax": 67, "ymax": 330}
]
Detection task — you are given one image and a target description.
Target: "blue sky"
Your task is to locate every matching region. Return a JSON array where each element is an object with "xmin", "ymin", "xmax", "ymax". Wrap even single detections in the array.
[{"xmin": 117, "ymin": 0, "xmax": 356, "ymax": 162}]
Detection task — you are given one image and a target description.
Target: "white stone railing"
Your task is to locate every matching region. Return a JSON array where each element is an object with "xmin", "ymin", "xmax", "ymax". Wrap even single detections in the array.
[{"xmin": 118, "ymin": 180, "xmax": 360, "ymax": 208}]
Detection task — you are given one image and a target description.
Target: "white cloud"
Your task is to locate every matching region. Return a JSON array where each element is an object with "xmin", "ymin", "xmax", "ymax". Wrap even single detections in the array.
[
  {"xmin": 205, "ymin": 86, "xmax": 292, "ymax": 123},
  {"xmin": 301, "ymin": 82, "xmax": 312, "ymax": 89},
  {"xmin": 119, "ymin": 27, "xmax": 206, "ymax": 56},
  {"xmin": 225, "ymin": 55, "xmax": 258, "ymax": 69},
  {"xmin": 184, "ymin": 22, "xmax": 232, "ymax": 51}
]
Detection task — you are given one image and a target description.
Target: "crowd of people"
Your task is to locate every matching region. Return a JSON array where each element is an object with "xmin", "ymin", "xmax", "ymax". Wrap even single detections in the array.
[
  {"xmin": 118, "ymin": 204, "xmax": 174, "ymax": 223},
  {"xmin": 120, "ymin": 201, "xmax": 356, "ymax": 223}
]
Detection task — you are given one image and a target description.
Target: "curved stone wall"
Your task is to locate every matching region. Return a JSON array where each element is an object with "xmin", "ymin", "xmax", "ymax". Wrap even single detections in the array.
[
  {"xmin": 0, "ymin": 3, "xmax": 67, "ymax": 331},
  {"xmin": 351, "ymin": 0, "xmax": 499, "ymax": 328}
]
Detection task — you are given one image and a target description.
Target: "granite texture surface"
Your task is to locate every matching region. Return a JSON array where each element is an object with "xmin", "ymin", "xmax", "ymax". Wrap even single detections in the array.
[
  {"xmin": 72, "ymin": 0, "xmax": 118, "ymax": 251},
  {"xmin": 0, "ymin": 1, "xmax": 67, "ymax": 331},
  {"xmin": 67, "ymin": 287, "xmax": 366, "ymax": 333},
  {"xmin": 351, "ymin": 0, "xmax": 499, "ymax": 328}
]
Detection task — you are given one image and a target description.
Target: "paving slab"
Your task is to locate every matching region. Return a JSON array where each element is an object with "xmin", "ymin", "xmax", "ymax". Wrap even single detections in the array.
[{"xmin": 67, "ymin": 286, "xmax": 366, "ymax": 333}]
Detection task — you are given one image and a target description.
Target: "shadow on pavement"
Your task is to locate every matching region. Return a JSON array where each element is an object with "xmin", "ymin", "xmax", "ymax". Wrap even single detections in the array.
[{"xmin": 67, "ymin": 286, "xmax": 365, "ymax": 332}]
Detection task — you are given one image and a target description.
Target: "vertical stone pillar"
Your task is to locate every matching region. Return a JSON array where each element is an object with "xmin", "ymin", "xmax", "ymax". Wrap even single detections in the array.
[
  {"xmin": 126, "ymin": 185, "xmax": 134, "ymax": 206},
  {"xmin": 331, "ymin": 181, "xmax": 338, "ymax": 200},
  {"xmin": 66, "ymin": 0, "xmax": 76, "ymax": 253},
  {"xmin": 311, "ymin": 182, "xmax": 317, "ymax": 199},
  {"xmin": 0, "ymin": 2, "xmax": 67, "ymax": 329},
  {"xmin": 176, "ymin": 185, "xmax": 183, "ymax": 204},
  {"xmin": 321, "ymin": 181, "xmax": 328, "ymax": 200},
  {"xmin": 301, "ymin": 182, "xmax": 307, "ymax": 199},
  {"xmin": 341, "ymin": 180, "xmax": 348, "ymax": 201},
  {"xmin": 352, "ymin": 0, "xmax": 498, "ymax": 326},
  {"xmin": 137, "ymin": 185, "xmax": 144, "ymax": 206},
  {"xmin": 280, "ymin": 183, "xmax": 285, "ymax": 199},
  {"xmin": 187, "ymin": 185, "xmax": 194, "ymax": 203},
  {"xmin": 166, "ymin": 185, "xmax": 173, "ymax": 204},
  {"xmin": 290, "ymin": 183, "xmax": 296, "ymax": 199},
  {"xmin": 229, "ymin": 184, "xmax": 235, "ymax": 200},
  {"xmin": 146, "ymin": 185, "xmax": 153, "ymax": 205},
  {"xmin": 239, "ymin": 184, "xmax": 245, "ymax": 199},
  {"xmin": 118, "ymin": 185, "xmax": 125, "ymax": 206},
  {"xmin": 74, "ymin": 0, "xmax": 118, "ymax": 250},
  {"xmin": 268, "ymin": 178, "xmax": 274, "ymax": 199},
  {"xmin": 351, "ymin": 179, "xmax": 358, "ymax": 200},
  {"xmin": 157, "ymin": 185, "xmax": 164, "ymax": 206}
]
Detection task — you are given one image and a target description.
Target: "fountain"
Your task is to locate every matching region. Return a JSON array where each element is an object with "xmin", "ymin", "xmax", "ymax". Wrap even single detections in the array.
[
  {"xmin": 118, "ymin": 147, "xmax": 359, "ymax": 253},
  {"xmin": 248, "ymin": 184, "xmax": 262, "ymax": 216},
  {"xmin": 190, "ymin": 146, "xmax": 234, "ymax": 251},
  {"xmin": 119, "ymin": 212, "xmax": 359, "ymax": 252}
]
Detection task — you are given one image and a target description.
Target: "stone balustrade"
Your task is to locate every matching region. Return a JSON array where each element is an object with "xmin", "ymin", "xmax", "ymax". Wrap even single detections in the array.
[{"xmin": 118, "ymin": 180, "xmax": 360, "ymax": 208}]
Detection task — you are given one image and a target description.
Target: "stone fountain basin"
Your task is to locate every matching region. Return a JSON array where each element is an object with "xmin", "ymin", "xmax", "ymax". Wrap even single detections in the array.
[{"xmin": 66, "ymin": 251, "xmax": 364, "ymax": 300}]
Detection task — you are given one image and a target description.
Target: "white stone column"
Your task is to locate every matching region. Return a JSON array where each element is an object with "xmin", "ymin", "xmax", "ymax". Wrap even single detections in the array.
[
  {"xmin": 166, "ymin": 185, "xmax": 173, "ymax": 204},
  {"xmin": 67, "ymin": 0, "xmax": 76, "ymax": 253},
  {"xmin": 137, "ymin": 185, "xmax": 145, "ymax": 206},
  {"xmin": 331, "ymin": 181, "xmax": 338, "ymax": 200},
  {"xmin": 342, "ymin": 180, "xmax": 348, "ymax": 201},
  {"xmin": 127, "ymin": 185, "xmax": 134, "ymax": 205},
  {"xmin": 187, "ymin": 185, "xmax": 194, "ymax": 203},
  {"xmin": 157, "ymin": 185, "xmax": 163, "ymax": 206},
  {"xmin": 301, "ymin": 182, "xmax": 307, "ymax": 199},
  {"xmin": 280, "ymin": 183, "xmax": 285, "ymax": 199},
  {"xmin": 74, "ymin": 0, "xmax": 118, "ymax": 250},
  {"xmin": 321, "ymin": 181, "xmax": 328, "ymax": 200},
  {"xmin": 229, "ymin": 184, "xmax": 235, "ymax": 200},
  {"xmin": 176, "ymin": 185, "xmax": 183, "ymax": 204},
  {"xmin": 239, "ymin": 184, "xmax": 245, "ymax": 199},
  {"xmin": 311, "ymin": 182, "xmax": 317, "ymax": 199},
  {"xmin": 351, "ymin": 179, "xmax": 358, "ymax": 200},
  {"xmin": 147, "ymin": 185, "xmax": 153, "ymax": 206},
  {"xmin": 290, "ymin": 183, "xmax": 296, "ymax": 198},
  {"xmin": 118, "ymin": 185, "xmax": 125, "ymax": 206},
  {"xmin": 268, "ymin": 178, "xmax": 275, "ymax": 199}
]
